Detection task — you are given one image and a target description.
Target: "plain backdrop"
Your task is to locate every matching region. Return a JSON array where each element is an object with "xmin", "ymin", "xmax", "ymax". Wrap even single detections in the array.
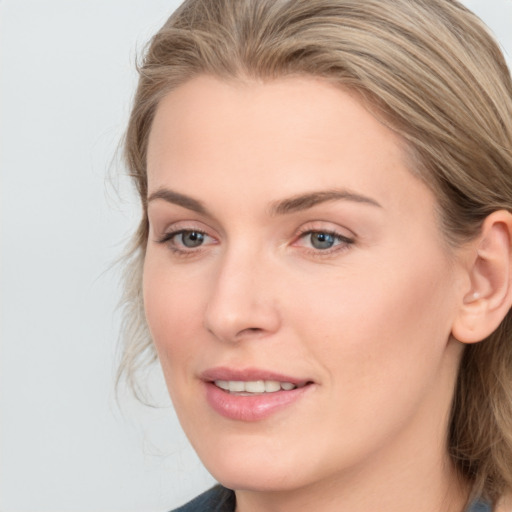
[{"xmin": 1, "ymin": 1, "xmax": 511, "ymax": 511}]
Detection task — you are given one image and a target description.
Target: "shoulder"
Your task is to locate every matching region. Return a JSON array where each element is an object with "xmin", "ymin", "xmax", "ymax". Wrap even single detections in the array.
[
  {"xmin": 170, "ymin": 485, "xmax": 236, "ymax": 512},
  {"xmin": 467, "ymin": 501, "xmax": 492, "ymax": 512},
  {"xmin": 469, "ymin": 495, "xmax": 512, "ymax": 512}
]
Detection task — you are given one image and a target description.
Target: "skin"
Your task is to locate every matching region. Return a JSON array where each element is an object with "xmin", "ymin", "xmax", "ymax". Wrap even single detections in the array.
[{"xmin": 143, "ymin": 75, "xmax": 472, "ymax": 512}]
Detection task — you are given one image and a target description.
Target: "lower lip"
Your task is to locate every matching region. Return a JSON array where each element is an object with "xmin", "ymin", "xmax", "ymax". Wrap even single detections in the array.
[{"xmin": 204, "ymin": 382, "xmax": 312, "ymax": 421}]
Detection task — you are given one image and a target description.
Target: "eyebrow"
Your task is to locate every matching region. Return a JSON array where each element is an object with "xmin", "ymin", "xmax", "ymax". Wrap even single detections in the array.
[
  {"xmin": 147, "ymin": 188, "xmax": 209, "ymax": 215},
  {"xmin": 269, "ymin": 189, "xmax": 382, "ymax": 215},
  {"xmin": 147, "ymin": 187, "xmax": 382, "ymax": 216}
]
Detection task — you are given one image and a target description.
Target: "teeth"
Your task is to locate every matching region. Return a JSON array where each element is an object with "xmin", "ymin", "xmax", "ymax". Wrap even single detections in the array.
[
  {"xmin": 215, "ymin": 380, "xmax": 230, "ymax": 391},
  {"xmin": 229, "ymin": 381, "xmax": 245, "ymax": 392},
  {"xmin": 214, "ymin": 380, "xmax": 298, "ymax": 393},
  {"xmin": 245, "ymin": 380, "xmax": 266, "ymax": 393},
  {"xmin": 265, "ymin": 381, "xmax": 281, "ymax": 392}
]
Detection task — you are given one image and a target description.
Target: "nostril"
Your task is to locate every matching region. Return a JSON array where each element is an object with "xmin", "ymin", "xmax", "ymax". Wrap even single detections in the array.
[{"xmin": 238, "ymin": 327, "xmax": 264, "ymax": 336}]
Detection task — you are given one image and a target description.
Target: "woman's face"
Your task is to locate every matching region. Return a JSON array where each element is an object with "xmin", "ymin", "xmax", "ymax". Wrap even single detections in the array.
[{"xmin": 144, "ymin": 76, "xmax": 467, "ymax": 493}]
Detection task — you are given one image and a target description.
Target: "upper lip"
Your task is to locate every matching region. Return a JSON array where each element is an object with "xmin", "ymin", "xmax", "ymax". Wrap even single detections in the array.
[{"xmin": 200, "ymin": 367, "xmax": 311, "ymax": 386}]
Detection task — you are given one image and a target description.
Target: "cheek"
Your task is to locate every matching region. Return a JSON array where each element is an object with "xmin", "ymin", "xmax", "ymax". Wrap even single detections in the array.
[
  {"xmin": 142, "ymin": 257, "xmax": 206, "ymax": 378},
  {"xmin": 289, "ymin": 249, "xmax": 458, "ymax": 395}
]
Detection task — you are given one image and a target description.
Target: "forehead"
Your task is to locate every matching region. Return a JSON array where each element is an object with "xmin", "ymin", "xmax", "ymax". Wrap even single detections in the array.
[
  {"xmin": 146, "ymin": 75, "xmax": 441, "ymax": 236},
  {"xmin": 148, "ymin": 76, "xmax": 406, "ymax": 190}
]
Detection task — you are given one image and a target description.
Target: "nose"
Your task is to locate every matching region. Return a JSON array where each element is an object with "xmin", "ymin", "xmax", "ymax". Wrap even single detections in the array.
[{"xmin": 204, "ymin": 247, "xmax": 281, "ymax": 343}]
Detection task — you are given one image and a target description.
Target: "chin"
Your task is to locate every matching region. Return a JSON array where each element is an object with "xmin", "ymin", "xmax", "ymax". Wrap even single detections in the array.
[
  {"xmin": 208, "ymin": 463, "xmax": 304, "ymax": 493},
  {"xmin": 198, "ymin": 444, "xmax": 285, "ymax": 489},
  {"xmin": 191, "ymin": 433, "xmax": 330, "ymax": 493}
]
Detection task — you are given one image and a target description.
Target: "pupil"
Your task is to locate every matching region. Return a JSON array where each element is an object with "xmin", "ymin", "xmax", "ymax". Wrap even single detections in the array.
[
  {"xmin": 182, "ymin": 231, "xmax": 204, "ymax": 248},
  {"xmin": 311, "ymin": 232, "xmax": 335, "ymax": 249}
]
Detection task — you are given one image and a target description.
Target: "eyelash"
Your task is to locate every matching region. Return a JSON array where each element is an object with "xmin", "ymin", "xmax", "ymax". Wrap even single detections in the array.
[
  {"xmin": 157, "ymin": 229, "xmax": 214, "ymax": 257},
  {"xmin": 156, "ymin": 228, "xmax": 355, "ymax": 258},
  {"xmin": 294, "ymin": 229, "xmax": 355, "ymax": 256}
]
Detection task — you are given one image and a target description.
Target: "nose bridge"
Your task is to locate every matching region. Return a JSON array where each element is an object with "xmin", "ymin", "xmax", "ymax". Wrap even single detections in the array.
[{"xmin": 204, "ymin": 241, "xmax": 280, "ymax": 342}]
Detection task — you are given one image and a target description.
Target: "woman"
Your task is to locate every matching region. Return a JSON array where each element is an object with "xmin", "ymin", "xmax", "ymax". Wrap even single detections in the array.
[{"xmin": 119, "ymin": 0, "xmax": 512, "ymax": 510}]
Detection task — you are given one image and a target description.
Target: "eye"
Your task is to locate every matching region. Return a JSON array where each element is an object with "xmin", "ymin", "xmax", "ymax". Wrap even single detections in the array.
[
  {"xmin": 157, "ymin": 229, "xmax": 215, "ymax": 254},
  {"xmin": 309, "ymin": 232, "xmax": 339, "ymax": 250},
  {"xmin": 177, "ymin": 230, "xmax": 206, "ymax": 248},
  {"xmin": 296, "ymin": 229, "xmax": 355, "ymax": 253}
]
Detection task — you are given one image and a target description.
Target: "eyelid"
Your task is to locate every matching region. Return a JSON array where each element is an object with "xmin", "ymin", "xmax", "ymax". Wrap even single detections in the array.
[
  {"xmin": 157, "ymin": 229, "xmax": 217, "ymax": 261},
  {"xmin": 157, "ymin": 228, "xmax": 210, "ymax": 244},
  {"xmin": 294, "ymin": 221, "xmax": 356, "ymax": 240},
  {"xmin": 295, "ymin": 230, "xmax": 354, "ymax": 246},
  {"xmin": 153, "ymin": 219, "xmax": 219, "ymax": 256},
  {"xmin": 292, "ymin": 222, "xmax": 356, "ymax": 256},
  {"xmin": 152, "ymin": 219, "xmax": 216, "ymax": 240}
]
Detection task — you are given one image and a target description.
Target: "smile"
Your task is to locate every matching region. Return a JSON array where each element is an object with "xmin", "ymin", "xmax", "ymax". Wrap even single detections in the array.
[
  {"xmin": 213, "ymin": 380, "xmax": 300, "ymax": 394},
  {"xmin": 201, "ymin": 369, "xmax": 314, "ymax": 421}
]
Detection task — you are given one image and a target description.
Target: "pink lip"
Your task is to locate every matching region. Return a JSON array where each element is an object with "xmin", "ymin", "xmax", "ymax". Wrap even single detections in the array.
[
  {"xmin": 200, "ymin": 367, "xmax": 309, "ymax": 385},
  {"xmin": 201, "ymin": 367, "xmax": 314, "ymax": 422}
]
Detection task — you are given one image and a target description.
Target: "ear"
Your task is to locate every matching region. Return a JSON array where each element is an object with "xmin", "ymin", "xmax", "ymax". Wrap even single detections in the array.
[{"xmin": 452, "ymin": 210, "xmax": 512, "ymax": 344}]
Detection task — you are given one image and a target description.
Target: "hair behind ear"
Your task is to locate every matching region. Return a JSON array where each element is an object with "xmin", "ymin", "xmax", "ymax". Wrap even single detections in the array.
[{"xmin": 450, "ymin": 311, "xmax": 512, "ymax": 503}]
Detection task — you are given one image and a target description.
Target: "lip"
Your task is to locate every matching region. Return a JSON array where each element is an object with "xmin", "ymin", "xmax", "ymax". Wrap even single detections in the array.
[
  {"xmin": 201, "ymin": 366, "xmax": 310, "ymax": 386},
  {"xmin": 201, "ymin": 367, "xmax": 314, "ymax": 422}
]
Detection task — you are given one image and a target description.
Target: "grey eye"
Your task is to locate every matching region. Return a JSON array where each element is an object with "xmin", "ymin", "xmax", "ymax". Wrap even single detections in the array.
[
  {"xmin": 179, "ymin": 231, "xmax": 205, "ymax": 248},
  {"xmin": 310, "ymin": 232, "xmax": 337, "ymax": 249}
]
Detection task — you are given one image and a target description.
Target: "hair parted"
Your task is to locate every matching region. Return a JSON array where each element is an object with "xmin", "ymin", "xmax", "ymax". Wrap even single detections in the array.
[{"xmin": 119, "ymin": 0, "xmax": 512, "ymax": 502}]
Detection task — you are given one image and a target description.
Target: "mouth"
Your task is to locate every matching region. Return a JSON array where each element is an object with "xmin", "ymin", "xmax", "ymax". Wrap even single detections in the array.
[
  {"xmin": 201, "ymin": 367, "xmax": 314, "ymax": 421},
  {"xmin": 213, "ymin": 379, "xmax": 307, "ymax": 395}
]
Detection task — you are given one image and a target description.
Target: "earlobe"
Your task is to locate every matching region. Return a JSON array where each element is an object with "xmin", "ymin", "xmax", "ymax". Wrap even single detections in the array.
[{"xmin": 452, "ymin": 210, "xmax": 512, "ymax": 344}]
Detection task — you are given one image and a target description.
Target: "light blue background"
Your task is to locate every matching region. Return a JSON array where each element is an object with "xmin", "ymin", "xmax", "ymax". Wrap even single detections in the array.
[{"xmin": 1, "ymin": 1, "xmax": 511, "ymax": 511}]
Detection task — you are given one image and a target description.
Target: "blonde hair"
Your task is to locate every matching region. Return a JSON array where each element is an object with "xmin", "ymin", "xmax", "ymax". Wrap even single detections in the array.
[{"xmin": 120, "ymin": 0, "xmax": 512, "ymax": 502}]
